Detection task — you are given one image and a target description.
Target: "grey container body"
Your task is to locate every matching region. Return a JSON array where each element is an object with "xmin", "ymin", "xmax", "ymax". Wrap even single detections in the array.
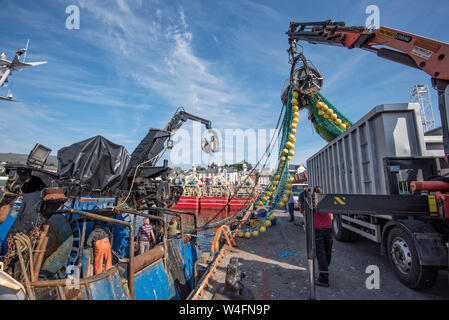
[{"xmin": 307, "ymin": 103, "xmax": 444, "ymax": 195}]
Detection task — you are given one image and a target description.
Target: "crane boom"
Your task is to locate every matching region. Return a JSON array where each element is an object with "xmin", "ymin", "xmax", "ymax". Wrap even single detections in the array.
[
  {"xmin": 287, "ymin": 20, "xmax": 449, "ymax": 157},
  {"xmin": 123, "ymin": 109, "xmax": 214, "ymax": 182}
]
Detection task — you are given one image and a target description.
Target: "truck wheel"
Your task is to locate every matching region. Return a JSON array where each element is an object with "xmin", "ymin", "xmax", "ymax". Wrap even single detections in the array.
[
  {"xmin": 387, "ymin": 227, "xmax": 438, "ymax": 289},
  {"xmin": 332, "ymin": 215, "xmax": 352, "ymax": 242}
]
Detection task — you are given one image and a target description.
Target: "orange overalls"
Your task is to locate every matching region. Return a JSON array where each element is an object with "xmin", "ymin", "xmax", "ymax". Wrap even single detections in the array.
[{"xmin": 94, "ymin": 237, "xmax": 112, "ymax": 275}]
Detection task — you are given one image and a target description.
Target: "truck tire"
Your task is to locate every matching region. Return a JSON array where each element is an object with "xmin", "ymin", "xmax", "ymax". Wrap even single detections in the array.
[
  {"xmin": 387, "ymin": 227, "xmax": 438, "ymax": 289},
  {"xmin": 332, "ymin": 215, "xmax": 352, "ymax": 242}
]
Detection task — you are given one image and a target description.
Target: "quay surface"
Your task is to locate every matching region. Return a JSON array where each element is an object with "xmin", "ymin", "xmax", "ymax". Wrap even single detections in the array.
[{"xmin": 198, "ymin": 210, "xmax": 449, "ymax": 300}]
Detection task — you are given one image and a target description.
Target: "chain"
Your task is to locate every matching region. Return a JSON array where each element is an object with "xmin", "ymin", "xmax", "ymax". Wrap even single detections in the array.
[
  {"xmin": 2, "ymin": 224, "xmax": 41, "ymax": 271},
  {"xmin": 3, "ymin": 235, "xmax": 15, "ymax": 270}
]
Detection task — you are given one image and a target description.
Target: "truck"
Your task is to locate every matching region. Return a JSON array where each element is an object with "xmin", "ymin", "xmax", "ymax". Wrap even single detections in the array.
[
  {"xmin": 284, "ymin": 19, "xmax": 449, "ymax": 290},
  {"xmin": 307, "ymin": 102, "xmax": 449, "ymax": 289},
  {"xmin": 292, "ymin": 183, "xmax": 307, "ymax": 210}
]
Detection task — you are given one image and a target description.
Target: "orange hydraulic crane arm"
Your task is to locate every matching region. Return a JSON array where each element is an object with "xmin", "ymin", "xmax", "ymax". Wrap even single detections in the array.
[{"xmin": 287, "ymin": 20, "xmax": 449, "ymax": 157}]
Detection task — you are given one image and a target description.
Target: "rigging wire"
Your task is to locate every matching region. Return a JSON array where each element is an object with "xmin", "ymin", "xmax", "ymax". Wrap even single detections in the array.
[{"xmin": 196, "ymin": 97, "xmax": 287, "ymax": 230}]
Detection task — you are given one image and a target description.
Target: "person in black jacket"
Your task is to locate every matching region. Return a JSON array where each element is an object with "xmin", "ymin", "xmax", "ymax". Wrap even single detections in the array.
[{"xmin": 86, "ymin": 222, "xmax": 113, "ymax": 275}]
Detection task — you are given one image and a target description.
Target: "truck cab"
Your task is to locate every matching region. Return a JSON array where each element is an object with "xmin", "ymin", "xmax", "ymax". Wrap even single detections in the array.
[{"xmin": 292, "ymin": 183, "xmax": 307, "ymax": 209}]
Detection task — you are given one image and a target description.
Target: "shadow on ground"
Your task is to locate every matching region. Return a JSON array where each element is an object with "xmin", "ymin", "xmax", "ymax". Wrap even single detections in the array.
[{"xmin": 229, "ymin": 210, "xmax": 449, "ymax": 300}]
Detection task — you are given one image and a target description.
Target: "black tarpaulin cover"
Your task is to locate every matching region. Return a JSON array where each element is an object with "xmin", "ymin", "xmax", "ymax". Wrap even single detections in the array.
[{"xmin": 57, "ymin": 135, "xmax": 130, "ymax": 192}]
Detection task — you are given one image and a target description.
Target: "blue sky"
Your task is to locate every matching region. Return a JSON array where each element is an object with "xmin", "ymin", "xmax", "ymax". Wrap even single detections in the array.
[{"xmin": 1, "ymin": 0, "xmax": 448, "ymax": 168}]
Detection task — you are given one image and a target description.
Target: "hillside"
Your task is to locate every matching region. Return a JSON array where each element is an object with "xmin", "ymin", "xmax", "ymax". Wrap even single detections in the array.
[{"xmin": 0, "ymin": 153, "xmax": 58, "ymax": 165}]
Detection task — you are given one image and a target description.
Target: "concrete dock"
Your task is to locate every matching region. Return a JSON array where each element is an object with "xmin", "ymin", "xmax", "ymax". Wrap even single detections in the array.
[{"xmin": 198, "ymin": 210, "xmax": 449, "ymax": 300}]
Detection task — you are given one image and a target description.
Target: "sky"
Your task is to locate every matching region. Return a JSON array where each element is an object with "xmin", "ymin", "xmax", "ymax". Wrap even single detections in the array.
[{"xmin": 0, "ymin": 0, "xmax": 448, "ymax": 169}]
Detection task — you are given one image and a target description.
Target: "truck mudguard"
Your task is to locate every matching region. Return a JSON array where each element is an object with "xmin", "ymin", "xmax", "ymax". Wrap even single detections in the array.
[{"xmin": 382, "ymin": 219, "xmax": 448, "ymax": 267}]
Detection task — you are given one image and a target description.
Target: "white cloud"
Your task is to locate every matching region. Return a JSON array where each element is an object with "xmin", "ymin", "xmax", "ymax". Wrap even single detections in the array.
[
  {"xmin": 1, "ymin": 0, "xmax": 287, "ymax": 158},
  {"xmin": 75, "ymin": 1, "xmax": 274, "ymax": 130}
]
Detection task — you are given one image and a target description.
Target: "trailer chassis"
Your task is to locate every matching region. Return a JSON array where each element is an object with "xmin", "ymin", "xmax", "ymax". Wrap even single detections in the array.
[{"xmin": 303, "ymin": 190, "xmax": 448, "ymax": 297}]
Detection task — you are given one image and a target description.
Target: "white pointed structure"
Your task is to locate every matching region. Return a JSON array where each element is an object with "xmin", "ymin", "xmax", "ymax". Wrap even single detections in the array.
[{"xmin": 0, "ymin": 41, "xmax": 47, "ymax": 102}]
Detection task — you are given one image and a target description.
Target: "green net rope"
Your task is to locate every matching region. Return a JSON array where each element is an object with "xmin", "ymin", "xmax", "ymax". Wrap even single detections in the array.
[
  {"xmin": 307, "ymin": 93, "xmax": 353, "ymax": 142},
  {"xmin": 187, "ymin": 88, "xmax": 353, "ymax": 238}
]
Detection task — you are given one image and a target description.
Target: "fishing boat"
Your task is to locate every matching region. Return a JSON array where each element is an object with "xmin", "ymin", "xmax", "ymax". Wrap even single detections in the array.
[
  {"xmin": 172, "ymin": 173, "xmax": 255, "ymax": 222},
  {"xmin": 0, "ymin": 109, "xmax": 218, "ymax": 300},
  {"xmin": 0, "ymin": 186, "xmax": 202, "ymax": 300}
]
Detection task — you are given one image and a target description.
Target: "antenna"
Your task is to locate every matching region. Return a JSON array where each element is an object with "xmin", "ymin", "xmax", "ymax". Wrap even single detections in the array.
[
  {"xmin": 23, "ymin": 39, "xmax": 30, "ymax": 62},
  {"xmin": 410, "ymin": 84, "xmax": 436, "ymax": 132}
]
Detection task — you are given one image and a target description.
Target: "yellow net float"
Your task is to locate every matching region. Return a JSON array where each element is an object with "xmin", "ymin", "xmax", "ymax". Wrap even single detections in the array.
[
  {"xmin": 316, "ymin": 101, "xmax": 324, "ymax": 109},
  {"xmin": 245, "ymin": 232, "xmax": 251, "ymax": 238},
  {"xmin": 269, "ymin": 186, "xmax": 276, "ymax": 192},
  {"xmin": 266, "ymin": 191, "xmax": 272, "ymax": 197},
  {"xmin": 282, "ymin": 196, "xmax": 288, "ymax": 203},
  {"xmin": 273, "ymin": 180, "xmax": 279, "ymax": 186},
  {"xmin": 289, "ymin": 150, "xmax": 294, "ymax": 156},
  {"xmin": 252, "ymin": 230, "xmax": 259, "ymax": 237},
  {"xmin": 286, "ymin": 141, "xmax": 294, "ymax": 149},
  {"xmin": 288, "ymin": 156, "xmax": 292, "ymax": 161},
  {"xmin": 289, "ymin": 177, "xmax": 295, "ymax": 182},
  {"xmin": 275, "ymin": 174, "xmax": 280, "ymax": 180},
  {"xmin": 318, "ymin": 110, "xmax": 325, "ymax": 116},
  {"xmin": 279, "ymin": 201, "xmax": 285, "ymax": 208},
  {"xmin": 293, "ymin": 106, "xmax": 299, "ymax": 112},
  {"xmin": 283, "ymin": 148, "xmax": 289, "ymax": 154},
  {"xmin": 288, "ymin": 134, "xmax": 295, "ymax": 142},
  {"xmin": 291, "ymin": 98, "xmax": 298, "ymax": 105},
  {"xmin": 331, "ymin": 113, "xmax": 337, "ymax": 120},
  {"xmin": 280, "ymin": 156, "xmax": 286, "ymax": 161},
  {"xmin": 292, "ymin": 118, "xmax": 298, "ymax": 124},
  {"xmin": 321, "ymin": 104, "xmax": 329, "ymax": 112},
  {"xmin": 326, "ymin": 108, "xmax": 333, "ymax": 115},
  {"xmin": 260, "ymin": 226, "xmax": 266, "ymax": 233},
  {"xmin": 291, "ymin": 128, "xmax": 296, "ymax": 134},
  {"xmin": 238, "ymin": 231, "xmax": 244, "ymax": 238},
  {"xmin": 265, "ymin": 220, "xmax": 272, "ymax": 227},
  {"xmin": 323, "ymin": 113, "xmax": 330, "ymax": 119},
  {"xmin": 269, "ymin": 214, "xmax": 275, "ymax": 220},
  {"xmin": 257, "ymin": 201, "xmax": 263, "ymax": 206},
  {"xmin": 285, "ymin": 189, "xmax": 291, "ymax": 196},
  {"xmin": 290, "ymin": 123, "xmax": 297, "ymax": 130},
  {"xmin": 293, "ymin": 91, "xmax": 299, "ymax": 98},
  {"xmin": 287, "ymin": 183, "xmax": 293, "ymax": 189},
  {"xmin": 293, "ymin": 112, "xmax": 299, "ymax": 118},
  {"xmin": 335, "ymin": 119, "xmax": 342, "ymax": 125},
  {"xmin": 262, "ymin": 196, "xmax": 268, "ymax": 202},
  {"xmin": 340, "ymin": 123, "xmax": 347, "ymax": 130}
]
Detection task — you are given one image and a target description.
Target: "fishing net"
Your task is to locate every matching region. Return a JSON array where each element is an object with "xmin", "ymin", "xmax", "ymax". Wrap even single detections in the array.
[
  {"xmin": 307, "ymin": 93, "xmax": 353, "ymax": 142},
  {"xmin": 186, "ymin": 86, "xmax": 353, "ymax": 239}
]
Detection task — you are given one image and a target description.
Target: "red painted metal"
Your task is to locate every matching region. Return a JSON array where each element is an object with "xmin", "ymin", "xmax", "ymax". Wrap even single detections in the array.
[
  {"xmin": 172, "ymin": 196, "xmax": 200, "ymax": 210},
  {"xmin": 228, "ymin": 197, "xmax": 252, "ymax": 210},
  {"xmin": 173, "ymin": 195, "xmax": 254, "ymax": 222},
  {"xmin": 200, "ymin": 196, "xmax": 228, "ymax": 209},
  {"xmin": 410, "ymin": 181, "xmax": 449, "ymax": 191},
  {"xmin": 435, "ymin": 192, "xmax": 449, "ymax": 219},
  {"xmin": 441, "ymin": 195, "xmax": 449, "ymax": 219}
]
